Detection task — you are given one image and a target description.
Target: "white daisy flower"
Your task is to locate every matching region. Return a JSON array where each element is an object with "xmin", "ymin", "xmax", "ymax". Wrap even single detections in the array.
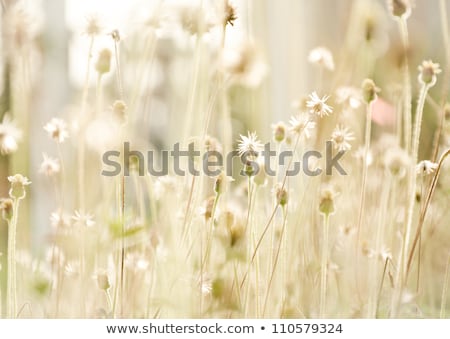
[
  {"xmin": 306, "ymin": 91, "xmax": 333, "ymax": 117},
  {"xmin": 331, "ymin": 125, "xmax": 355, "ymax": 152}
]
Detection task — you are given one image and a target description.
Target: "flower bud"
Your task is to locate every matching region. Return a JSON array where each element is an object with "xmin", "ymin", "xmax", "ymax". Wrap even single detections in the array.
[
  {"xmin": 361, "ymin": 79, "xmax": 380, "ymax": 104},
  {"xmin": 0, "ymin": 198, "xmax": 13, "ymax": 221}
]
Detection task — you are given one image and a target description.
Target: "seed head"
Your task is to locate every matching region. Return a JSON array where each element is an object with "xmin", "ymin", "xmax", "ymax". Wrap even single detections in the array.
[
  {"xmin": 274, "ymin": 184, "xmax": 288, "ymax": 207},
  {"xmin": 271, "ymin": 121, "xmax": 287, "ymax": 143},
  {"xmin": 361, "ymin": 78, "xmax": 380, "ymax": 104},
  {"xmin": 387, "ymin": 0, "xmax": 412, "ymax": 19},
  {"xmin": 96, "ymin": 270, "xmax": 111, "ymax": 291},
  {"xmin": 8, "ymin": 173, "xmax": 31, "ymax": 200},
  {"xmin": 112, "ymin": 100, "xmax": 127, "ymax": 124},
  {"xmin": 84, "ymin": 14, "xmax": 102, "ymax": 37},
  {"xmin": 418, "ymin": 60, "xmax": 441, "ymax": 87},
  {"xmin": 319, "ymin": 186, "xmax": 337, "ymax": 216}
]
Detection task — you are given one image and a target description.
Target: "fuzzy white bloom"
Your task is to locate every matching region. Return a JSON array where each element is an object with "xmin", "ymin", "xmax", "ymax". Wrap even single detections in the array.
[
  {"xmin": 289, "ymin": 114, "xmax": 316, "ymax": 138},
  {"xmin": 306, "ymin": 92, "xmax": 333, "ymax": 117},
  {"xmin": 416, "ymin": 160, "xmax": 438, "ymax": 176},
  {"xmin": 0, "ymin": 114, "xmax": 22, "ymax": 155},
  {"xmin": 237, "ymin": 131, "xmax": 264, "ymax": 156},
  {"xmin": 72, "ymin": 210, "xmax": 95, "ymax": 228},
  {"xmin": 50, "ymin": 210, "xmax": 71, "ymax": 230},
  {"xmin": 331, "ymin": 125, "xmax": 355, "ymax": 152},
  {"xmin": 44, "ymin": 118, "xmax": 69, "ymax": 143},
  {"xmin": 308, "ymin": 46, "xmax": 334, "ymax": 71},
  {"xmin": 335, "ymin": 86, "xmax": 362, "ymax": 109},
  {"xmin": 40, "ymin": 153, "xmax": 60, "ymax": 176},
  {"xmin": 223, "ymin": 39, "xmax": 267, "ymax": 88}
]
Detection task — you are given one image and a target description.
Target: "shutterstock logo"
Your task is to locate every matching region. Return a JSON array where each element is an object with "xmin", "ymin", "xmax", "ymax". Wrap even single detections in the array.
[{"xmin": 101, "ymin": 141, "xmax": 348, "ymax": 177}]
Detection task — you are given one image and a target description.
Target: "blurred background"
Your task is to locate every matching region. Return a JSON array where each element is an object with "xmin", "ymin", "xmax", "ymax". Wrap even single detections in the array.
[{"xmin": 0, "ymin": 0, "xmax": 448, "ymax": 314}]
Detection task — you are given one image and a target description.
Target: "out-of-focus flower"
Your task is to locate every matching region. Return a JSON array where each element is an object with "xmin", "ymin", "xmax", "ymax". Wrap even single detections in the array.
[
  {"xmin": 0, "ymin": 114, "xmax": 22, "ymax": 155},
  {"xmin": 83, "ymin": 14, "xmax": 102, "ymax": 37},
  {"xmin": 39, "ymin": 153, "xmax": 60, "ymax": 177},
  {"xmin": 289, "ymin": 114, "xmax": 316, "ymax": 138},
  {"xmin": 223, "ymin": 40, "xmax": 267, "ymax": 87},
  {"xmin": 418, "ymin": 60, "xmax": 441, "ymax": 87},
  {"xmin": 306, "ymin": 92, "xmax": 333, "ymax": 117},
  {"xmin": 416, "ymin": 160, "xmax": 438, "ymax": 176},
  {"xmin": 335, "ymin": 86, "xmax": 362, "ymax": 110},
  {"xmin": 44, "ymin": 118, "xmax": 69, "ymax": 143},
  {"xmin": 72, "ymin": 210, "xmax": 95, "ymax": 228},
  {"xmin": 308, "ymin": 46, "xmax": 334, "ymax": 71},
  {"xmin": 0, "ymin": 113, "xmax": 22, "ymax": 155},
  {"xmin": 331, "ymin": 125, "xmax": 355, "ymax": 152}
]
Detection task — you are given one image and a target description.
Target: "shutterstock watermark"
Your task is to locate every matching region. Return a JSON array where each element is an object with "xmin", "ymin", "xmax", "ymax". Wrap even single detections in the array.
[{"xmin": 101, "ymin": 141, "xmax": 348, "ymax": 177}]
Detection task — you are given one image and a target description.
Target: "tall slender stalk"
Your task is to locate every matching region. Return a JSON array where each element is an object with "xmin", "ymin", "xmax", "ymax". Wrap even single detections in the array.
[
  {"xmin": 6, "ymin": 198, "xmax": 19, "ymax": 318},
  {"xmin": 319, "ymin": 214, "xmax": 330, "ymax": 318}
]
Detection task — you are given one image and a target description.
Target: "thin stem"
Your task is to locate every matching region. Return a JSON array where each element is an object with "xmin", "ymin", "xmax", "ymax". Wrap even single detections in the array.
[
  {"xmin": 262, "ymin": 206, "xmax": 288, "ymax": 316},
  {"xmin": 357, "ymin": 102, "xmax": 372, "ymax": 242},
  {"xmin": 403, "ymin": 83, "xmax": 430, "ymax": 276},
  {"xmin": 440, "ymin": 253, "xmax": 450, "ymax": 318},
  {"xmin": 398, "ymin": 17, "xmax": 412, "ymax": 153},
  {"xmin": 406, "ymin": 148, "xmax": 450, "ymax": 278},
  {"xmin": 6, "ymin": 198, "xmax": 20, "ymax": 318},
  {"xmin": 319, "ymin": 214, "xmax": 330, "ymax": 318}
]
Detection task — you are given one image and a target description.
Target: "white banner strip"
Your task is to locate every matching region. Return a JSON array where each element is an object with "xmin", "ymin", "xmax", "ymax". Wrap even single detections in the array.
[{"xmin": 0, "ymin": 319, "xmax": 448, "ymax": 338}]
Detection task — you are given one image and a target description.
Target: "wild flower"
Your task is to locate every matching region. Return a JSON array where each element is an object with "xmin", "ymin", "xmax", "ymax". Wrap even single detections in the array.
[
  {"xmin": 308, "ymin": 46, "xmax": 334, "ymax": 71},
  {"xmin": 383, "ymin": 147, "xmax": 410, "ymax": 178},
  {"xmin": 72, "ymin": 210, "xmax": 95, "ymax": 228},
  {"xmin": 416, "ymin": 160, "xmax": 438, "ymax": 176},
  {"xmin": 237, "ymin": 131, "xmax": 263, "ymax": 157},
  {"xmin": 44, "ymin": 118, "xmax": 69, "ymax": 143},
  {"xmin": 223, "ymin": 39, "xmax": 267, "ymax": 87},
  {"xmin": 271, "ymin": 121, "xmax": 287, "ymax": 143},
  {"xmin": 361, "ymin": 79, "xmax": 380, "ymax": 104},
  {"xmin": 8, "ymin": 174, "xmax": 31, "ymax": 200},
  {"xmin": 83, "ymin": 14, "xmax": 102, "ymax": 37},
  {"xmin": 306, "ymin": 92, "xmax": 333, "ymax": 117},
  {"xmin": 318, "ymin": 185, "xmax": 338, "ymax": 216},
  {"xmin": 289, "ymin": 114, "xmax": 316, "ymax": 138},
  {"xmin": 418, "ymin": 60, "xmax": 441, "ymax": 87},
  {"xmin": 0, "ymin": 114, "xmax": 22, "ymax": 155},
  {"xmin": 274, "ymin": 184, "xmax": 288, "ymax": 207},
  {"xmin": 50, "ymin": 210, "xmax": 71, "ymax": 230},
  {"xmin": 335, "ymin": 86, "xmax": 362, "ymax": 110},
  {"xmin": 39, "ymin": 153, "xmax": 60, "ymax": 177},
  {"xmin": 331, "ymin": 125, "xmax": 355, "ymax": 152}
]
